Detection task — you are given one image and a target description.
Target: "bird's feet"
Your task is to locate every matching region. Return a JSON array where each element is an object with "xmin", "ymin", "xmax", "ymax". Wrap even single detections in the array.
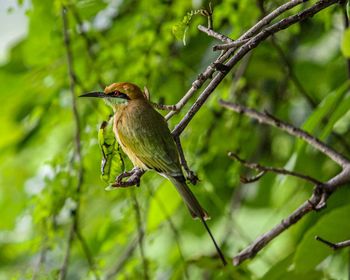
[
  {"xmin": 112, "ymin": 167, "xmax": 145, "ymax": 188},
  {"xmin": 186, "ymin": 170, "xmax": 199, "ymax": 185}
]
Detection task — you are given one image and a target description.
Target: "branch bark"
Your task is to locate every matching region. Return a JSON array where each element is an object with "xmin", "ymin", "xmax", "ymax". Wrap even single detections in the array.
[
  {"xmin": 220, "ymin": 101, "xmax": 350, "ymax": 168},
  {"xmin": 232, "ymin": 166, "xmax": 350, "ymax": 265},
  {"xmin": 165, "ymin": 0, "xmax": 305, "ymax": 121},
  {"xmin": 172, "ymin": 0, "xmax": 339, "ymax": 136},
  {"xmin": 316, "ymin": 236, "xmax": 350, "ymax": 250},
  {"xmin": 214, "ymin": 0, "xmax": 308, "ymax": 50},
  {"xmin": 73, "ymin": 0, "xmax": 346, "ymax": 270},
  {"xmin": 220, "ymin": 100, "xmax": 350, "ymax": 265},
  {"xmin": 228, "ymin": 152, "xmax": 322, "ymax": 185}
]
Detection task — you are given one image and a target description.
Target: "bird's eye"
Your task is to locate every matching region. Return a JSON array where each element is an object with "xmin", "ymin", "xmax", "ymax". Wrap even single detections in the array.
[{"xmin": 111, "ymin": 90, "xmax": 130, "ymax": 100}]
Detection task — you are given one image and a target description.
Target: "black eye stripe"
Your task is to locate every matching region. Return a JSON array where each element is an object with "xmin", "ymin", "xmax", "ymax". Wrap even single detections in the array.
[{"xmin": 111, "ymin": 90, "xmax": 130, "ymax": 100}]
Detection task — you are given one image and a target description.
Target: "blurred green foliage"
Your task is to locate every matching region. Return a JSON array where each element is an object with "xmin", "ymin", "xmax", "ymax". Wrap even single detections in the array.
[{"xmin": 0, "ymin": 0, "xmax": 350, "ymax": 279}]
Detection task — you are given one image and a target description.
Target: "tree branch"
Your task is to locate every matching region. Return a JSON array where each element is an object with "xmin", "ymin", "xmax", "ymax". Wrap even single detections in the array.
[
  {"xmin": 220, "ymin": 100, "xmax": 350, "ymax": 265},
  {"xmin": 115, "ymin": 0, "xmax": 340, "ymax": 188},
  {"xmin": 228, "ymin": 151, "xmax": 322, "ymax": 185},
  {"xmin": 232, "ymin": 166, "xmax": 350, "ymax": 265},
  {"xmin": 171, "ymin": 0, "xmax": 339, "ymax": 136},
  {"xmin": 220, "ymin": 101, "xmax": 350, "ymax": 168},
  {"xmin": 104, "ymin": 235, "xmax": 140, "ymax": 280},
  {"xmin": 59, "ymin": 221, "xmax": 75, "ymax": 280},
  {"xmin": 60, "ymin": 6, "xmax": 97, "ymax": 280},
  {"xmin": 70, "ymin": 5, "xmax": 106, "ymax": 88},
  {"xmin": 257, "ymin": 1, "xmax": 350, "ymax": 155},
  {"xmin": 315, "ymin": 236, "xmax": 350, "ymax": 250},
  {"xmin": 166, "ymin": 0, "xmax": 307, "ymax": 120},
  {"xmin": 150, "ymin": 102, "xmax": 178, "ymax": 111},
  {"xmin": 131, "ymin": 191, "xmax": 149, "ymax": 280},
  {"xmin": 214, "ymin": 0, "xmax": 308, "ymax": 51},
  {"xmin": 146, "ymin": 187, "xmax": 190, "ymax": 279},
  {"xmin": 31, "ymin": 237, "xmax": 47, "ymax": 280},
  {"xmin": 197, "ymin": 25, "xmax": 234, "ymax": 43},
  {"xmin": 75, "ymin": 229, "xmax": 100, "ymax": 279}
]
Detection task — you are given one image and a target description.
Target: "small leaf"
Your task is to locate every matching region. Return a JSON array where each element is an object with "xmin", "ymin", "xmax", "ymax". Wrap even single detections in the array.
[
  {"xmin": 172, "ymin": 22, "xmax": 188, "ymax": 45},
  {"xmin": 98, "ymin": 117, "xmax": 124, "ymax": 184}
]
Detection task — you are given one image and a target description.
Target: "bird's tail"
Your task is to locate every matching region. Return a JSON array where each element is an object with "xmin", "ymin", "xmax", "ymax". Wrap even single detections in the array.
[
  {"xmin": 167, "ymin": 175, "xmax": 208, "ymax": 220},
  {"xmin": 167, "ymin": 175, "xmax": 227, "ymax": 266}
]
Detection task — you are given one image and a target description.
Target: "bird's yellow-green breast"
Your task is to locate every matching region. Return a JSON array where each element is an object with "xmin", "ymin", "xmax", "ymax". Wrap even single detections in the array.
[{"xmin": 113, "ymin": 96, "xmax": 181, "ymax": 176}]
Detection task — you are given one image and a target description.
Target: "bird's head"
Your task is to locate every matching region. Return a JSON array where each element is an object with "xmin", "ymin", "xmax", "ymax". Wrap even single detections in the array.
[{"xmin": 80, "ymin": 82, "xmax": 145, "ymax": 109}]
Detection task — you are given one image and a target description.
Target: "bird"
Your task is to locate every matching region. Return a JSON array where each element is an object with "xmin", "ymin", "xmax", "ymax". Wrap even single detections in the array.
[{"xmin": 80, "ymin": 82, "xmax": 226, "ymax": 265}]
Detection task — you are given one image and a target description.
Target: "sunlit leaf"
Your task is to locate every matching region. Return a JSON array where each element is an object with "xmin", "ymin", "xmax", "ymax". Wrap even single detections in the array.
[
  {"xmin": 341, "ymin": 28, "xmax": 350, "ymax": 58},
  {"xmin": 294, "ymin": 205, "xmax": 350, "ymax": 272}
]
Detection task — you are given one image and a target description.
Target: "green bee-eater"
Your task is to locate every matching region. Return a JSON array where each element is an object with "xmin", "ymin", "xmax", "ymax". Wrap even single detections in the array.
[{"xmin": 81, "ymin": 82, "xmax": 226, "ymax": 265}]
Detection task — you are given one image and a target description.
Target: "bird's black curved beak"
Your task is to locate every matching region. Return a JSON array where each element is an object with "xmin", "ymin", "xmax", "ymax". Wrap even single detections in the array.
[{"xmin": 79, "ymin": 92, "xmax": 106, "ymax": 98}]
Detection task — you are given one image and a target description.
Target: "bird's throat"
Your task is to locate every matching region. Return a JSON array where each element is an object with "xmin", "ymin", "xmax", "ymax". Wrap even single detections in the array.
[{"xmin": 104, "ymin": 98, "xmax": 128, "ymax": 111}]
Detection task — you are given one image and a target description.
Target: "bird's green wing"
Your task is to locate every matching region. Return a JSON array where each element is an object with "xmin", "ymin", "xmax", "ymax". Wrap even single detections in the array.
[{"xmin": 117, "ymin": 102, "xmax": 182, "ymax": 176}]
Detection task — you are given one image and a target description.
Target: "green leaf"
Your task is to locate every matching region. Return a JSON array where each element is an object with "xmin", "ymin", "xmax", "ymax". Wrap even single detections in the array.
[
  {"xmin": 290, "ymin": 81, "xmax": 350, "ymax": 168},
  {"xmin": 147, "ymin": 181, "xmax": 181, "ymax": 231},
  {"xmin": 294, "ymin": 205, "xmax": 350, "ymax": 272},
  {"xmin": 261, "ymin": 253, "xmax": 324, "ymax": 280},
  {"xmin": 319, "ymin": 93, "xmax": 350, "ymax": 140},
  {"xmin": 172, "ymin": 22, "xmax": 188, "ymax": 46},
  {"xmin": 341, "ymin": 28, "xmax": 350, "ymax": 58},
  {"xmin": 98, "ymin": 118, "xmax": 124, "ymax": 184},
  {"xmin": 261, "ymin": 254, "xmax": 294, "ymax": 280}
]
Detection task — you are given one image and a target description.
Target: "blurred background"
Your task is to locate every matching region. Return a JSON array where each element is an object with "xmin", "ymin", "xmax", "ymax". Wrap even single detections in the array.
[{"xmin": 0, "ymin": 0, "xmax": 350, "ymax": 279}]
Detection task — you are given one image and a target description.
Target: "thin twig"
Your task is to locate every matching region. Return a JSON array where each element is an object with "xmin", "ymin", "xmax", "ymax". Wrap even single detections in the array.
[
  {"xmin": 70, "ymin": 5, "xmax": 105, "ymax": 88},
  {"xmin": 59, "ymin": 6, "xmax": 90, "ymax": 280},
  {"xmin": 165, "ymin": 0, "xmax": 303, "ymax": 120},
  {"xmin": 104, "ymin": 235, "xmax": 140, "ymax": 280},
  {"xmin": 270, "ymin": 38, "xmax": 317, "ymax": 107},
  {"xmin": 229, "ymin": 52, "xmax": 252, "ymax": 99},
  {"xmin": 220, "ymin": 101, "xmax": 350, "ymax": 168},
  {"xmin": 131, "ymin": 191, "xmax": 149, "ymax": 280},
  {"xmin": 165, "ymin": 0, "xmax": 314, "ymax": 123},
  {"xmin": 240, "ymin": 171, "xmax": 266, "ymax": 184},
  {"xmin": 146, "ymin": 187, "xmax": 190, "ymax": 279},
  {"xmin": 172, "ymin": 0, "xmax": 339, "ymax": 136},
  {"xmin": 233, "ymin": 165, "xmax": 350, "ymax": 265},
  {"xmin": 150, "ymin": 102, "xmax": 178, "ymax": 111},
  {"xmin": 316, "ymin": 236, "xmax": 350, "ymax": 250},
  {"xmin": 228, "ymin": 151, "xmax": 322, "ymax": 185},
  {"xmin": 214, "ymin": 0, "xmax": 308, "ymax": 50},
  {"xmin": 171, "ymin": 0, "xmax": 307, "ymax": 120},
  {"xmin": 75, "ymin": 229, "xmax": 100, "ymax": 279},
  {"xmin": 269, "ymin": 38, "xmax": 350, "ymax": 154},
  {"xmin": 256, "ymin": 0, "xmax": 316, "ymax": 106},
  {"xmin": 220, "ymin": 100, "xmax": 350, "ymax": 265},
  {"xmin": 59, "ymin": 223, "xmax": 75, "ymax": 280},
  {"xmin": 257, "ymin": 3, "xmax": 350, "ymax": 157},
  {"xmin": 31, "ymin": 238, "xmax": 47, "ymax": 280},
  {"xmin": 198, "ymin": 25, "xmax": 233, "ymax": 43}
]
